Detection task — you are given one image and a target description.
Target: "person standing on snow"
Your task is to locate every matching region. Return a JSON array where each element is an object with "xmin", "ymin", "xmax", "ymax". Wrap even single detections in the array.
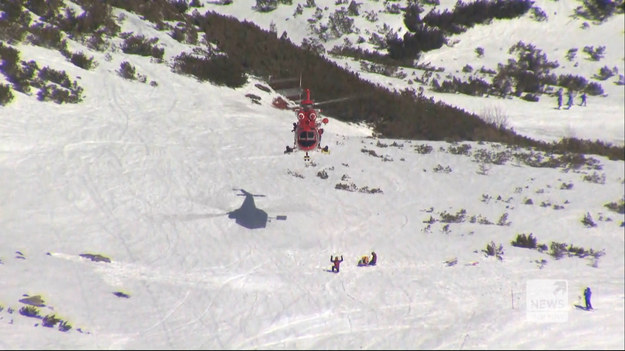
[
  {"xmin": 584, "ymin": 287, "xmax": 592, "ymax": 310},
  {"xmin": 556, "ymin": 89, "xmax": 563, "ymax": 109},
  {"xmin": 580, "ymin": 92, "xmax": 587, "ymax": 106},
  {"xmin": 566, "ymin": 91, "xmax": 574, "ymax": 109},
  {"xmin": 331, "ymin": 255, "xmax": 343, "ymax": 273}
]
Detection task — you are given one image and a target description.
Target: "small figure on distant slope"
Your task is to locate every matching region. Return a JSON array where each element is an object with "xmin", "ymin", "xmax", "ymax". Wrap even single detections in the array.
[
  {"xmin": 580, "ymin": 92, "xmax": 587, "ymax": 106},
  {"xmin": 566, "ymin": 90, "xmax": 574, "ymax": 109},
  {"xmin": 357, "ymin": 255, "xmax": 369, "ymax": 266},
  {"xmin": 556, "ymin": 89, "xmax": 563, "ymax": 109},
  {"xmin": 584, "ymin": 287, "xmax": 593, "ymax": 310},
  {"xmin": 369, "ymin": 251, "xmax": 377, "ymax": 266},
  {"xmin": 331, "ymin": 255, "xmax": 343, "ymax": 273}
]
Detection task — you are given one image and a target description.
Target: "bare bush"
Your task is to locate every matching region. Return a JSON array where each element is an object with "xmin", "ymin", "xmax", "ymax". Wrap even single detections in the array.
[
  {"xmin": 254, "ymin": 0, "xmax": 278, "ymax": 12},
  {"xmin": 79, "ymin": 253, "xmax": 111, "ymax": 263},
  {"xmin": 497, "ymin": 212, "xmax": 511, "ymax": 226},
  {"xmin": 120, "ymin": 33, "xmax": 165, "ymax": 60},
  {"xmin": 171, "ymin": 52, "xmax": 247, "ymax": 87},
  {"xmin": 38, "ymin": 67, "xmax": 71, "ymax": 88},
  {"xmin": 335, "ymin": 183, "xmax": 357, "ymax": 191},
  {"xmin": 27, "ymin": 23, "xmax": 66, "ymax": 50},
  {"xmin": 565, "ymin": 48, "xmax": 577, "ymax": 61},
  {"xmin": 19, "ymin": 305, "xmax": 40, "ymax": 318},
  {"xmin": 593, "ymin": 65, "xmax": 616, "ymax": 80},
  {"xmin": 0, "ymin": 2, "xmax": 30, "ymax": 42},
  {"xmin": 581, "ymin": 212, "xmax": 597, "ymax": 227},
  {"xmin": 483, "ymin": 241, "xmax": 504, "ymax": 260},
  {"xmin": 511, "ymin": 233, "xmax": 537, "ymax": 249},
  {"xmin": 549, "ymin": 241, "xmax": 567, "ymax": 259},
  {"xmin": 439, "ymin": 209, "xmax": 466, "ymax": 223},
  {"xmin": 447, "ymin": 143, "xmax": 472, "ymax": 155},
  {"xmin": 473, "ymin": 149, "xmax": 512, "ymax": 165},
  {"xmin": 476, "ymin": 162, "xmax": 491, "ymax": 175},
  {"xmin": 70, "ymin": 51, "xmax": 95, "ymax": 70},
  {"xmin": 530, "ymin": 6, "xmax": 548, "ymax": 21},
  {"xmin": 479, "ymin": 105, "xmax": 509, "ymax": 130},
  {"xmin": 584, "ymin": 81, "xmax": 604, "ymax": 95},
  {"xmin": 359, "ymin": 186, "xmax": 383, "ymax": 194},
  {"xmin": 414, "ymin": 144, "xmax": 433, "ymax": 154},
  {"xmin": 582, "ymin": 45, "xmax": 606, "ymax": 61},
  {"xmin": 58, "ymin": 320, "xmax": 72, "ymax": 332},
  {"xmin": 582, "ymin": 171, "xmax": 606, "ymax": 184},
  {"xmin": 113, "ymin": 291, "xmax": 130, "ymax": 298},
  {"xmin": 433, "ymin": 164, "xmax": 452, "ymax": 173},
  {"xmin": 59, "ymin": 1, "xmax": 119, "ymax": 38},
  {"xmin": 604, "ymin": 198, "xmax": 625, "ymax": 214},
  {"xmin": 0, "ymin": 83, "xmax": 14, "ymax": 105},
  {"xmin": 37, "ymin": 83, "xmax": 83, "ymax": 104},
  {"xmin": 117, "ymin": 61, "xmax": 136, "ymax": 80},
  {"xmin": 575, "ymin": 1, "xmax": 620, "ymax": 22},
  {"xmin": 42, "ymin": 314, "xmax": 61, "ymax": 327}
]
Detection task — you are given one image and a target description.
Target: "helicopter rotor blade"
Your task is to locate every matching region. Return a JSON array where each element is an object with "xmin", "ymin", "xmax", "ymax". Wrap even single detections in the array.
[
  {"xmin": 310, "ymin": 95, "xmax": 358, "ymax": 107},
  {"xmin": 269, "ymin": 77, "xmax": 300, "ymax": 84},
  {"xmin": 232, "ymin": 188, "xmax": 266, "ymax": 197},
  {"xmin": 297, "ymin": 93, "xmax": 369, "ymax": 107}
]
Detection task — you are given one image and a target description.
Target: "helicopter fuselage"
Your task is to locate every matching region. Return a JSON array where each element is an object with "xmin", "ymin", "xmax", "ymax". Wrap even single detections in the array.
[{"xmin": 294, "ymin": 108, "xmax": 323, "ymax": 152}]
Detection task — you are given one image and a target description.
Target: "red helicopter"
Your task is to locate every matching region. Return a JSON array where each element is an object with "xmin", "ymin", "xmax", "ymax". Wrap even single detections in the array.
[{"xmin": 284, "ymin": 88, "xmax": 329, "ymax": 161}]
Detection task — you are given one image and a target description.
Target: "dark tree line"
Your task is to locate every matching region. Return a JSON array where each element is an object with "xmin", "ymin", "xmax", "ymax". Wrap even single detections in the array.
[
  {"xmin": 393, "ymin": 0, "xmax": 533, "ymax": 61},
  {"xmin": 0, "ymin": 0, "xmax": 621, "ymax": 160}
]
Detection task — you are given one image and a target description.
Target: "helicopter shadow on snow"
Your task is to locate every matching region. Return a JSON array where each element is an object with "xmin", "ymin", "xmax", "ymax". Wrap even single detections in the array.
[
  {"xmin": 227, "ymin": 189, "xmax": 287, "ymax": 229},
  {"xmin": 159, "ymin": 212, "xmax": 225, "ymax": 222},
  {"xmin": 160, "ymin": 189, "xmax": 286, "ymax": 228}
]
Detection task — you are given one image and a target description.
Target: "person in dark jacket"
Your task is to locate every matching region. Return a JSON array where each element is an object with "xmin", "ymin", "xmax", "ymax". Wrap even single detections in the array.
[
  {"xmin": 584, "ymin": 287, "xmax": 592, "ymax": 310},
  {"xmin": 369, "ymin": 251, "xmax": 377, "ymax": 266},
  {"xmin": 331, "ymin": 255, "xmax": 343, "ymax": 273},
  {"xmin": 566, "ymin": 91, "xmax": 574, "ymax": 109}
]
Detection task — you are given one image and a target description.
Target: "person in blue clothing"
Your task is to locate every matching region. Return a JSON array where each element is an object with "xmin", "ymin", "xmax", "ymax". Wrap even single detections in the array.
[
  {"xmin": 584, "ymin": 287, "xmax": 592, "ymax": 310},
  {"xmin": 580, "ymin": 92, "xmax": 587, "ymax": 106},
  {"xmin": 566, "ymin": 90, "xmax": 574, "ymax": 109},
  {"xmin": 369, "ymin": 251, "xmax": 377, "ymax": 266}
]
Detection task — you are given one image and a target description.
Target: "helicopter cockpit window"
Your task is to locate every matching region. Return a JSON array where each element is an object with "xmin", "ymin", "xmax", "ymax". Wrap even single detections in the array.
[
  {"xmin": 297, "ymin": 131, "xmax": 317, "ymax": 147},
  {"xmin": 299, "ymin": 131, "xmax": 315, "ymax": 139}
]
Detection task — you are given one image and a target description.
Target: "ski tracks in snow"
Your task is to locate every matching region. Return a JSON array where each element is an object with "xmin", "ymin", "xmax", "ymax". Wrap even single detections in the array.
[
  {"xmin": 231, "ymin": 260, "xmax": 446, "ymax": 348},
  {"xmin": 49, "ymin": 252, "xmax": 274, "ymax": 292}
]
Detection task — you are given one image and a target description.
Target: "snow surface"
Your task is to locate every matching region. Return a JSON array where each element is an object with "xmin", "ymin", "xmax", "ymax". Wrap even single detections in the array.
[{"xmin": 0, "ymin": 1, "xmax": 623, "ymax": 349}]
